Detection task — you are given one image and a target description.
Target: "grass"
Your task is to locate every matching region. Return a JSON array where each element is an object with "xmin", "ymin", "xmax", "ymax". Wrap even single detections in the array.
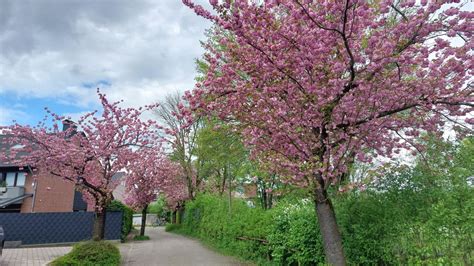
[{"xmin": 133, "ymin": 235, "xmax": 150, "ymax": 241}]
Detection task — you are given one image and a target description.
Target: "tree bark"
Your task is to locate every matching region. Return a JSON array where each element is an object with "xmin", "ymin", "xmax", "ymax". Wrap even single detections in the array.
[
  {"xmin": 93, "ymin": 210, "xmax": 106, "ymax": 241},
  {"xmin": 226, "ymin": 165, "xmax": 232, "ymax": 215},
  {"xmin": 261, "ymin": 187, "xmax": 267, "ymax": 209},
  {"xmin": 314, "ymin": 187, "xmax": 346, "ymax": 266},
  {"xmin": 171, "ymin": 210, "xmax": 177, "ymax": 224},
  {"xmin": 177, "ymin": 205, "xmax": 185, "ymax": 224},
  {"xmin": 267, "ymin": 192, "xmax": 273, "ymax": 209},
  {"xmin": 140, "ymin": 204, "xmax": 148, "ymax": 236}
]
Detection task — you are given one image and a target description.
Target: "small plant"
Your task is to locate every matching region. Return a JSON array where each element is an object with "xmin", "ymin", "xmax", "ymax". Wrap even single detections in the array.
[
  {"xmin": 165, "ymin": 223, "xmax": 181, "ymax": 232},
  {"xmin": 49, "ymin": 241, "xmax": 120, "ymax": 266},
  {"xmin": 133, "ymin": 235, "xmax": 150, "ymax": 241},
  {"xmin": 0, "ymin": 181, "xmax": 7, "ymax": 192}
]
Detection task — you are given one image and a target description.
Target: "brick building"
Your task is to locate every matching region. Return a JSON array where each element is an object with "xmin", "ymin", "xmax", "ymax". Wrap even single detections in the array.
[
  {"xmin": 0, "ymin": 127, "xmax": 93, "ymax": 213},
  {"xmin": 0, "ymin": 162, "xmax": 91, "ymax": 213},
  {"xmin": 0, "ymin": 133, "xmax": 127, "ymax": 213}
]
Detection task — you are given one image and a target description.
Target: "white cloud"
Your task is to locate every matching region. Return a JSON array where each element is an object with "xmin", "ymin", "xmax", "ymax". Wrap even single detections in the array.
[
  {"xmin": 0, "ymin": 106, "xmax": 30, "ymax": 125},
  {"xmin": 0, "ymin": 0, "xmax": 211, "ymax": 109}
]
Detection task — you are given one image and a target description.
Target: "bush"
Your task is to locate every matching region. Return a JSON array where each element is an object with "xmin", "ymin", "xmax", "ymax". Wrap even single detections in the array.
[
  {"xmin": 177, "ymin": 194, "xmax": 271, "ymax": 263},
  {"xmin": 268, "ymin": 199, "xmax": 325, "ymax": 265},
  {"xmin": 50, "ymin": 241, "xmax": 120, "ymax": 266},
  {"xmin": 133, "ymin": 235, "xmax": 150, "ymax": 241},
  {"xmin": 172, "ymin": 187, "xmax": 474, "ymax": 265},
  {"xmin": 175, "ymin": 194, "xmax": 327, "ymax": 265},
  {"xmin": 165, "ymin": 223, "xmax": 181, "ymax": 232},
  {"xmin": 107, "ymin": 200, "xmax": 133, "ymax": 241},
  {"xmin": 169, "ymin": 137, "xmax": 473, "ymax": 265},
  {"xmin": 147, "ymin": 196, "xmax": 168, "ymax": 219}
]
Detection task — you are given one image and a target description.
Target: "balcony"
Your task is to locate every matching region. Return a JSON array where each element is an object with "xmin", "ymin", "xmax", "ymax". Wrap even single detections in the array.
[{"xmin": 0, "ymin": 187, "xmax": 28, "ymax": 207}]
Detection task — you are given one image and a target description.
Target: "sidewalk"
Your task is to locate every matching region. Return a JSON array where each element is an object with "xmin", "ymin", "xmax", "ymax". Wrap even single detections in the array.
[
  {"xmin": 0, "ymin": 246, "xmax": 71, "ymax": 266},
  {"xmin": 0, "ymin": 227, "xmax": 249, "ymax": 266}
]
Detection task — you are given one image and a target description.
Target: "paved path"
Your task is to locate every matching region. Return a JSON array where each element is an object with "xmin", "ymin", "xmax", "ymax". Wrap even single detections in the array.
[
  {"xmin": 120, "ymin": 227, "xmax": 248, "ymax": 266},
  {"xmin": 0, "ymin": 227, "xmax": 248, "ymax": 266},
  {"xmin": 0, "ymin": 246, "xmax": 71, "ymax": 266}
]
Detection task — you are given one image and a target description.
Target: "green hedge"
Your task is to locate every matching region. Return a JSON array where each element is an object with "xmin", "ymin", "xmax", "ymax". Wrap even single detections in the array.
[
  {"xmin": 169, "ymin": 191, "xmax": 473, "ymax": 265},
  {"xmin": 171, "ymin": 194, "xmax": 322, "ymax": 265},
  {"xmin": 107, "ymin": 200, "xmax": 133, "ymax": 241},
  {"xmin": 167, "ymin": 138, "xmax": 473, "ymax": 265},
  {"xmin": 50, "ymin": 241, "xmax": 120, "ymax": 266}
]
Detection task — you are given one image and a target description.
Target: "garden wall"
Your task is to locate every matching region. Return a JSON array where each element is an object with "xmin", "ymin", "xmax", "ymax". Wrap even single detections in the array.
[{"xmin": 0, "ymin": 211, "xmax": 122, "ymax": 245}]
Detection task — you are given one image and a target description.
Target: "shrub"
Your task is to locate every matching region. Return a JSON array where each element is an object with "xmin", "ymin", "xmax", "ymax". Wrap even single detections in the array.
[
  {"xmin": 107, "ymin": 200, "xmax": 133, "ymax": 241},
  {"xmin": 268, "ymin": 199, "xmax": 325, "ymax": 265},
  {"xmin": 165, "ymin": 223, "xmax": 181, "ymax": 232},
  {"xmin": 147, "ymin": 196, "xmax": 168, "ymax": 220},
  {"xmin": 133, "ymin": 235, "xmax": 150, "ymax": 241},
  {"xmin": 174, "ymin": 186, "xmax": 473, "ymax": 265},
  {"xmin": 178, "ymin": 194, "xmax": 272, "ymax": 263},
  {"xmin": 50, "ymin": 241, "xmax": 120, "ymax": 266}
]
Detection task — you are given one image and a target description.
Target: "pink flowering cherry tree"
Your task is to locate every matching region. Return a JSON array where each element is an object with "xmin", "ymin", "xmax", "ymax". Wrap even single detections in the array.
[
  {"xmin": 158, "ymin": 163, "xmax": 189, "ymax": 224},
  {"xmin": 124, "ymin": 146, "xmax": 183, "ymax": 236},
  {"xmin": 1, "ymin": 90, "xmax": 158, "ymax": 240},
  {"xmin": 183, "ymin": 0, "xmax": 473, "ymax": 264}
]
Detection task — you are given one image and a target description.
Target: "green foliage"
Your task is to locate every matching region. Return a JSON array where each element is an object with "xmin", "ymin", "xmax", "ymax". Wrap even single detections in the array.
[
  {"xmin": 50, "ymin": 241, "xmax": 120, "ymax": 266},
  {"xmin": 133, "ymin": 235, "xmax": 150, "ymax": 241},
  {"xmin": 169, "ymin": 137, "xmax": 473, "ymax": 265},
  {"xmin": 337, "ymin": 136, "xmax": 474, "ymax": 265},
  {"xmin": 165, "ymin": 223, "xmax": 182, "ymax": 232},
  {"xmin": 195, "ymin": 118, "xmax": 248, "ymax": 194},
  {"xmin": 172, "ymin": 194, "xmax": 326, "ymax": 265},
  {"xmin": 147, "ymin": 196, "xmax": 167, "ymax": 216},
  {"xmin": 267, "ymin": 199, "xmax": 325, "ymax": 265},
  {"xmin": 174, "ymin": 194, "xmax": 272, "ymax": 263},
  {"xmin": 107, "ymin": 200, "xmax": 133, "ymax": 241}
]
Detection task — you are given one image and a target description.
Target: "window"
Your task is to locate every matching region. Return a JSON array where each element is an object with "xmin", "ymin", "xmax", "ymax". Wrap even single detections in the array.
[
  {"xmin": 16, "ymin": 172, "xmax": 26, "ymax": 186},
  {"xmin": 6, "ymin": 173, "xmax": 16, "ymax": 186},
  {"xmin": 2, "ymin": 172, "xmax": 27, "ymax": 187}
]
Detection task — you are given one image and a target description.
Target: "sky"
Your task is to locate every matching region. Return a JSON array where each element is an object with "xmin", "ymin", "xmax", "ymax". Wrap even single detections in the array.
[{"xmin": 0, "ymin": 0, "xmax": 212, "ymax": 126}]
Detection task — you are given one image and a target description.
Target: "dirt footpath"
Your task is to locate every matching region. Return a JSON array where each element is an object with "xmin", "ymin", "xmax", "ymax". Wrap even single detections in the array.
[{"xmin": 119, "ymin": 227, "xmax": 250, "ymax": 266}]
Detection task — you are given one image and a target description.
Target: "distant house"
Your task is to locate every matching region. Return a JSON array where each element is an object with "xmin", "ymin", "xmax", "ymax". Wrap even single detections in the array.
[{"xmin": 111, "ymin": 172, "xmax": 127, "ymax": 202}]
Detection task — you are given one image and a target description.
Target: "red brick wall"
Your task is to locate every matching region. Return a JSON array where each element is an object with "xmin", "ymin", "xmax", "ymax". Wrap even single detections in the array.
[
  {"xmin": 20, "ymin": 171, "xmax": 75, "ymax": 213},
  {"xmin": 19, "ymin": 173, "xmax": 34, "ymax": 212}
]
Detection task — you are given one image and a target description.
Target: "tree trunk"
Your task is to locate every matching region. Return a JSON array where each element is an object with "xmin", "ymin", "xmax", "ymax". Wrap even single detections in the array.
[
  {"xmin": 267, "ymin": 192, "xmax": 273, "ymax": 209},
  {"xmin": 93, "ymin": 210, "xmax": 106, "ymax": 241},
  {"xmin": 261, "ymin": 187, "xmax": 267, "ymax": 209},
  {"xmin": 226, "ymin": 166, "xmax": 232, "ymax": 215},
  {"xmin": 171, "ymin": 210, "xmax": 177, "ymax": 224},
  {"xmin": 219, "ymin": 169, "xmax": 226, "ymax": 196},
  {"xmin": 140, "ymin": 204, "xmax": 148, "ymax": 236},
  {"xmin": 177, "ymin": 205, "xmax": 185, "ymax": 224},
  {"xmin": 314, "ymin": 187, "xmax": 346, "ymax": 266}
]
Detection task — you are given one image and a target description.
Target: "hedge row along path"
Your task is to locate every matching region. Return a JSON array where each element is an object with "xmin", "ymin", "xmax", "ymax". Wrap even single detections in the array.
[{"xmin": 119, "ymin": 227, "xmax": 249, "ymax": 265}]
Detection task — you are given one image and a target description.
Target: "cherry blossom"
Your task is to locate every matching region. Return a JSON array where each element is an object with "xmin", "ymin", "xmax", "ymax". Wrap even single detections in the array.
[
  {"xmin": 0, "ymin": 89, "xmax": 159, "ymax": 240},
  {"xmin": 183, "ymin": 1, "xmax": 473, "ymax": 264}
]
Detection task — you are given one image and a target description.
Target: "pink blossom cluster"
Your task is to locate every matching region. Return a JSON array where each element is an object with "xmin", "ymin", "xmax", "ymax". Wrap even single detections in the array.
[
  {"xmin": 183, "ymin": 0, "xmax": 473, "ymax": 187},
  {"xmin": 124, "ymin": 147, "xmax": 188, "ymax": 211},
  {"xmin": 0, "ymin": 90, "xmax": 161, "ymax": 212}
]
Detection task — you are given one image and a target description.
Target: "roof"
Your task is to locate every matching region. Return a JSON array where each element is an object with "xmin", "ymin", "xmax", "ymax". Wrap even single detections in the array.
[
  {"xmin": 112, "ymin": 172, "xmax": 126, "ymax": 181},
  {"xmin": 0, "ymin": 135, "xmax": 30, "ymax": 168}
]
